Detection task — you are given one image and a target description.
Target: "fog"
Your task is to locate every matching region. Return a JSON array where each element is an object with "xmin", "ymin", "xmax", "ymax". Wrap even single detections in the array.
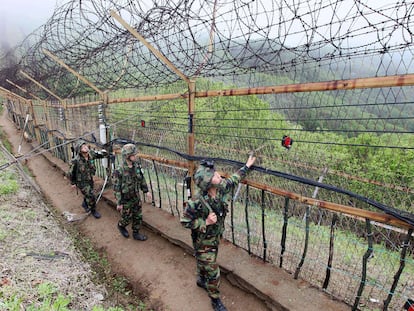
[{"xmin": 0, "ymin": 0, "xmax": 58, "ymax": 48}]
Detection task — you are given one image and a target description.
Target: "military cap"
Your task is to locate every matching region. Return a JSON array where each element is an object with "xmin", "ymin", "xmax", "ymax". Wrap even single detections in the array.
[
  {"xmin": 121, "ymin": 143, "xmax": 137, "ymax": 158},
  {"xmin": 194, "ymin": 160, "xmax": 215, "ymax": 192},
  {"xmin": 74, "ymin": 139, "xmax": 87, "ymax": 154}
]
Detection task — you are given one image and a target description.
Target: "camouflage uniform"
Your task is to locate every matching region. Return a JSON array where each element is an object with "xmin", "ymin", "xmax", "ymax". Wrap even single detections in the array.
[
  {"xmin": 113, "ymin": 144, "xmax": 150, "ymax": 237},
  {"xmin": 68, "ymin": 140, "xmax": 106, "ymax": 217},
  {"xmin": 181, "ymin": 162, "xmax": 250, "ymax": 301}
]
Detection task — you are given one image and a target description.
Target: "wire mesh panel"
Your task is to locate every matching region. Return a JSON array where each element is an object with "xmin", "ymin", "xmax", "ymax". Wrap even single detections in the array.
[{"xmin": 66, "ymin": 104, "xmax": 101, "ymax": 141}]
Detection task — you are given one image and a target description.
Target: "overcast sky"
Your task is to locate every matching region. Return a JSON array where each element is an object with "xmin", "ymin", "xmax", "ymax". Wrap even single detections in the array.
[
  {"xmin": 0, "ymin": 0, "xmax": 59, "ymax": 48},
  {"xmin": 0, "ymin": 0, "xmax": 58, "ymax": 30},
  {"xmin": 0, "ymin": 0, "xmax": 407, "ymax": 52},
  {"xmin": 0, "ymin": 0, "xmax": 58, "ymax": 35}
]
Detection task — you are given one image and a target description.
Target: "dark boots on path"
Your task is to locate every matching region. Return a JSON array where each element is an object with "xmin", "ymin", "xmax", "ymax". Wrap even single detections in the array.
[
  {"xmin": 82, "ymin": 199, "xmax": 100, "ymax": 218},
  {"xmin": 118, "ymin": 224, "xmax": 129, "ymax": 238},
  {"xmin": 211, "ymin": 298, "xmax": 227, "ymax": 311},
  {"xmin": 118, "ymin": 224, "xmax": 146, "ymax": 240},
  {"xmin": 133, "ymin": 231, "xmax": 147, "ymax": 241},
  {"xmin": 81, "ymin": 199, "xmax": 88, "ymax": 211},
  {"xmin": 196, "ymin": 275, "xmax": 207, "ymax": 291},
  {"xmin": 90, "ymin": 209, "xmax": 101, "ymax": 219}
]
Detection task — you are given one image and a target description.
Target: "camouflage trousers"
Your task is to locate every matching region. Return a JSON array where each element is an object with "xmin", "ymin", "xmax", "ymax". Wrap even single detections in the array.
[
  {"xmin": 194, "ymin": 235, "xmax": 221, "ymax": 299},
  {"xmin": 79, "ymin": 182, "xmax": 96, "ymax": 211},
  {"xmin": 118, "ymin": 199, "xmax": 143, "ymax": 233}
]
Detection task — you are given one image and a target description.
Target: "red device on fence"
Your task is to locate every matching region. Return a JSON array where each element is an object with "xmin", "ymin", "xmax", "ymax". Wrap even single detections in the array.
[
  {"xmin": 404, "ymin": 299, "xmax": 414, "ymax": 311},
  {"xmin": 281, "ymin": 135, "xmax": 293, "ymax": 149}
]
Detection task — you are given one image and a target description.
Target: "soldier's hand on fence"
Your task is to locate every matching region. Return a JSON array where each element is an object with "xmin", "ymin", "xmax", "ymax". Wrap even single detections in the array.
[
  {"xmin": 145, "ymin": 192, "xmax": 152, "ymax": 202},
  {"xmin": 116, "ymin": 204, "xmax": 123, "ymax": 212},
  {"xmin": 246, "ymin": 153, "xmax": 256, "ymax": 168},
  {"xmin": 206, "ymin": 212, "xmax": 217, "ymax": 225}
]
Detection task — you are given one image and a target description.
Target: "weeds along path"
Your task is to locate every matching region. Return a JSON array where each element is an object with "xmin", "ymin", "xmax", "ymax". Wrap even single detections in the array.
[
  {"xmin": 0, "ymin": 111, "xmax": 271, "ymax": 311},
  {"xmin": 0, "ymin": 145, "xmax": 121, "ymax": 309}
]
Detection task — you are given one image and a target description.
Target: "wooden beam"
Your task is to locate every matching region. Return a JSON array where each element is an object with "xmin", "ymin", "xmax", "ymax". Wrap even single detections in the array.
[
  {"xmin": 6, "ymin": 79, "xmax": 27, "ymax": 93},
  {"xmin": 42, "ymin": 49, "xmax": 104, "ymax": 96},
  {"xmin": 243, "ymin": 178, "xmax": 414, "ymax": 230},
  {"xmin": 19, "ymin": 70, "xmax": 64, "ymax": 102},
  {"xmin": 6, "ymin": 79, "xmax": 42, "ymax": 101},
  {"xmin": 194, "ymin": 74, "xmax": 414, "ymax": 98},
  {"xmin": 65, "ymin": 73, "xmax": 414, "ymax": 108},
  {"xmin": 138, "ymin": 153, "xmax": 188, "ymax": 169},
  {"xmin": 131, "ymin": 151, "xmax": 414, "ymax": 230},
  {"xmin": 0, "ymin": 86, "xmax": 29, "ymax": 102},
  {"xmin": 110, "ymin": 10, "xmax": 190, "ymax": 84}
]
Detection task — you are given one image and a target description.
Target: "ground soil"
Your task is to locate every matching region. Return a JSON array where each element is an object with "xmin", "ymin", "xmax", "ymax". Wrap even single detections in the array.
[{"xmin": 0, "ymin": 109, "xmax": 351, "ymax": 311}]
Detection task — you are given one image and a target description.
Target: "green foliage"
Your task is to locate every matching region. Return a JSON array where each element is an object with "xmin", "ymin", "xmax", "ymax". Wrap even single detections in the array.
[
  {"xmin": 0, "ymin": 293, "xmax": 23, "ymax": 311},
  {"xmin": 37, "ymin": 282, "xmax": 59, "ymax": 297},
  {"xmin": 92, "ymin": 307, "xmax": 125, "ymax": 311},
  {"xmin": 330, "ymin": 133, "xmax": 414, "ymax": 192},
  {"xmin": 113, "ymin": 276, "xmax": 131, "ymax": 295},
  {"xmin": 0, "ymin": 170, "xmax": 19, "ymax": 194},
  {"xmin": 27, "ymin": 282, "xmax": 71, "ymax": 311},
  {"xmin": 0, "ymin": 229, "xmax": 7, "ymax": 241},
  {"xmin": 0, "ymin": 282, "xmax": 71, "ymax": 311},
  {"xmin": 0, "ymin": 130, "xmax": 13, "ymax": 153},
  {"xmin": 239, "ymin": 203, "xmax": 414, "ymax": 281},
  {"xmin": 0, "ymin": 280, "xmax": 149, "ymax": 311},
  {"xmin": 0, "ymin": 132, "xmax": 19, "ymax": 195}
]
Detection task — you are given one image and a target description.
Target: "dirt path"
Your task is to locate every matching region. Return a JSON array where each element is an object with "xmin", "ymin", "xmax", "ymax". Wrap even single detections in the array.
[{"xmin": 0, "ymin": 112, "xmax": 270, "ymax": 311}]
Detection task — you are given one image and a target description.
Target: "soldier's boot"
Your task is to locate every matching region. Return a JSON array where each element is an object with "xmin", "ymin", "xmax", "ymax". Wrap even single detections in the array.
[
  {"xmin": 90, "ymin": 209, "xmax": 101, "ymax": 219},
  {"xmin": 118, "ymin": 224, "xmax": 129, "ymax": 238},
  {"xmin": 133, "ymin": 231, "xmax": 147, "ymax": 241},
  {"xmin": 211, "ymin": 298, "xmax": 227, "ymax": 311},
  {"xmin": 81, "ymin": 199, "xmax": 88, "ymax": 211},
  {"xmin": 196, "ymin": 275, "xmax": 207, "ymax": 291}
]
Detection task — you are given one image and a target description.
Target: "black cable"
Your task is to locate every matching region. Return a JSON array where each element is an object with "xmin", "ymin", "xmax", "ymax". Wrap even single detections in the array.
[{"xmin": 112, "ymin": 138, "xmax": 414, "ymax": 227}]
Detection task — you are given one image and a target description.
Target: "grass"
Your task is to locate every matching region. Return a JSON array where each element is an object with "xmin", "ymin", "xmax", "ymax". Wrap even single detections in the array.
[
  {"xmin": 0, "ymin": 123, "xmax": 13, "ymax": 154},
  {"xmin": 0, "ymin": 282, "xmax": 70, "ymax": 311},
  {"xmin": 0, "ymin": 120, "xmax": 19, "ymax": 195},
  {"xmin": 0, "ymin": 171, "xmax": 19, "ymax": 194},
  {"xmin": 0, "ymin": 190, "xmax": 153, "ymax": 311},
  {"xmin": 0, "ymin": 148, "xmax": 19, "ymax": 195},
  {"xmin": 0, "ymin": 282, "xmax": 130, "ymax": 311}
]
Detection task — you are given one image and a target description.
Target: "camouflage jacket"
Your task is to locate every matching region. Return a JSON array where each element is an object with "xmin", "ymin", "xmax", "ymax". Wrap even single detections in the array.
[
  {"xmin": 112, "ymin": 161, "xmax": 149, "ymax": 205},
  {"xmin": 180, "ymin": 166, "xmax": 249, "ymax": 237},
  {"xmin": 68, "ymin": 150, "xmax": 104, "ymax": 187}
]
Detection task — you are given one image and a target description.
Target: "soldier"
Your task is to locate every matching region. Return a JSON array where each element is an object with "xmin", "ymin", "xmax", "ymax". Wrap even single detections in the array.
[
  {"xmin": 68, "ymin": 139, "xmax": 107, "ymax": 219},
  {"xmin": 181, "ymin": 154, "xmax": 256, "ymax": 311},
  {"xmin": 113, "ymin": 143, "xmax": 152, "ymax": 241}
]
